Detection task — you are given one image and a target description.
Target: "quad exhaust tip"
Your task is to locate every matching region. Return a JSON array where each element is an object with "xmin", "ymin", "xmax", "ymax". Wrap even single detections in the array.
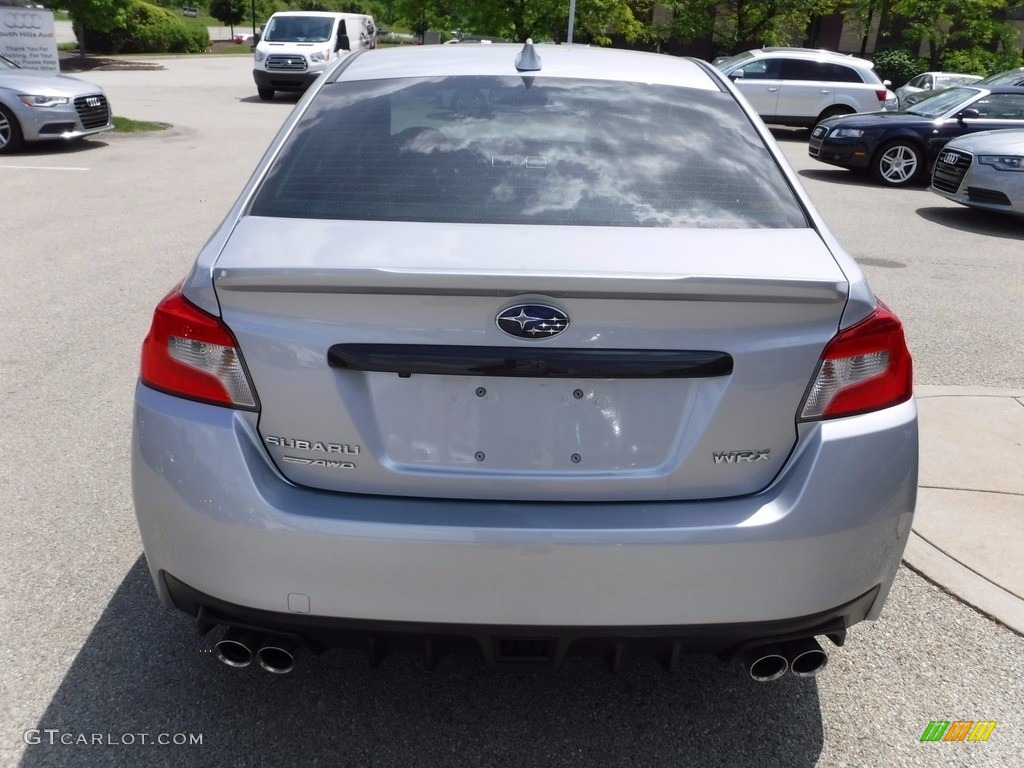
[
  {"xmin": 741, "ymin": 644, "xmax": 789, "ymax": 682},
  {"xmin": 784, "ymin": 637, "xmax": 828, "ymax": 677},
  {"xmin": 214, "ymin": 627, "xmax": 261, "ymax": 668},
  {"xmin": 257, "ymin": 636, "xmax": 298, "ymax": 674},
  {"xmin": 214, "ymin": 627, "xmax": 299, "ymax": 673},
  {"xmin": 741, "ymin": 637, "xmax": 829, "ymax": 681}
]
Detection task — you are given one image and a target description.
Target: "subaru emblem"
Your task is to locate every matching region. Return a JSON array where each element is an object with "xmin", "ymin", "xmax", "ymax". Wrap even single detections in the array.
[{"xmin": 496, "ymin": 304, "xmax": 569, "ymax": 340}]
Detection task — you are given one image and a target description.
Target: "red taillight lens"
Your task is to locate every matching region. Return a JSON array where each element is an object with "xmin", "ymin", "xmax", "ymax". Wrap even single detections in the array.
[
  {"xmin": 800, "ymin": 302, "xmax": 912, "ymax": 420},
  {"xmin": 875, "ymin": 89, "xmax": 888, "ymax": 103},
  {"xmin": 140, "ymin": 286, "xmax": 257, "ymax": 409}
]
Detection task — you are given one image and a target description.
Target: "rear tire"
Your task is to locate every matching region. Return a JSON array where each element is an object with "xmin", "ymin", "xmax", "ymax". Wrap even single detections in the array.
[
  {"xmin": 871, "ymin": 140, "xmax": 924, "ymax": 187},
  {"xmin": 257, "ymin": 87, "xmax": 275, "ymax": 101},
  {"xmin": 0, "ymin": 104, "xmax": 25, "ymax": 154}
]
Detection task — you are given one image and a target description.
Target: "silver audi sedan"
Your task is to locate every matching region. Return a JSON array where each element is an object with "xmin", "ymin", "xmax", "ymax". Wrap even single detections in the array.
[
  {"xmin": 931, "ymin": 129, "xmax": 1024, "ymax": 217},
  {"xmin": 0, "ymin": 53, "xmax": 113, "ymax": 154},
  {"xmin": 132, "ymin": 41, "xmax": 918, "ymax": 680}
]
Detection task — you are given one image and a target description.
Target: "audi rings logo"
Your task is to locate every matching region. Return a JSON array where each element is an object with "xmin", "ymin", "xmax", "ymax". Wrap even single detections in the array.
[
  {"xmin": 3, "ymin": 13, "xmax": 44, "ymax": 30},
  {"xmin": 939, "ymin": 152, "xmax": 960, "ymax": 166}
]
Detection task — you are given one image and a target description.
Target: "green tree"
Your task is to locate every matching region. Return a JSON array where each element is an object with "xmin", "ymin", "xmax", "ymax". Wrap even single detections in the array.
[
  {"xmin": 659, "ymin": 0, "xmax": 841, "ymax": 54},
  {"xmin": 63, "ymin": 0, "xmax": 132, "ymax": 55},
  {"xmin": 889, "ymin": 0, "xmax": 1017, "ymax": 69},
  {"xmin": 210, "ymin": 0, "xmax": 248, "ymax": 36},
  {"xmin": 569, "ymin": 0, "xmax": 643, "ymax": 44},
  {"xmin": 393, "ymin": 0, "xmax": 451, "ymax": 39},
  {"xmin": 441, "ymin": 0, "xmax": 639, "ymax": 44}
]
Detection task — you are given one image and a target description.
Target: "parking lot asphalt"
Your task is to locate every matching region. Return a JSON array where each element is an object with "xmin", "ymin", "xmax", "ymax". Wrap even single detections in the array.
[{"xmin": 1, "ymin": 55, "xmax": 1022, "ymax": 768}]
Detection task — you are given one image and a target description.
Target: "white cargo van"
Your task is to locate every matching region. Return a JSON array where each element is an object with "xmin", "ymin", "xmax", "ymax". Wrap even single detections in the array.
[{"xmin": 253, "ymin": 11, "xmax": 376, "ymax": 101}]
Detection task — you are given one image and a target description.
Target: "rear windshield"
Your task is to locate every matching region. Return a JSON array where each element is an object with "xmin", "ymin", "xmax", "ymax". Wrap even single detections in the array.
[{"xmin": 251, "ymin": 76, "xmax": 808, "ymax": 228}]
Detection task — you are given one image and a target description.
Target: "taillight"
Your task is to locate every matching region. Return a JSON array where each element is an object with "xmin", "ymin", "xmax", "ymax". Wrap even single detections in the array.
[
  {"xmin": 875, "ymin": 89, "xmax": 888, "ymax": 103},
  {"xmin": 800, "ymin": 302, "xmax": 912, "ymax": 420},
  {"xmin": 140, "ymin": 286, "xmax": 257, "ymax": 409}
]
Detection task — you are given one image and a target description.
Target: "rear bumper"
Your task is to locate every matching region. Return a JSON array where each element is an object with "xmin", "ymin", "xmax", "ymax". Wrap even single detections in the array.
[
  {"xmin": 132, "ymin": 384, "xmax": 917, "ymax": 631},
  {"xmin": 164, "ymin": 570, "xmax": 878, "ymax": 668}
]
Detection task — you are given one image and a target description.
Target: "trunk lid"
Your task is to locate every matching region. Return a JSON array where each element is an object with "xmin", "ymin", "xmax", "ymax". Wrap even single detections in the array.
[{"xmin": 214, "ymin": 217, "xmax": 849, "ymax": 502}]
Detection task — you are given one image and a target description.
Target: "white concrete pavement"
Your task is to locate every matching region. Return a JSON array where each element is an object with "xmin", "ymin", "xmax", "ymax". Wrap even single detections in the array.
[{"xmin": 904, "ymin": 386, "xmax": 1024, "ymax": 635}]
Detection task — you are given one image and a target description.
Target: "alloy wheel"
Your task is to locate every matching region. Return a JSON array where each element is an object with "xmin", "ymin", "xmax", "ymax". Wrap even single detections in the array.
[
  {"xmin": 0, "ymin": 110, "xmax": 10, "ymax": 149},
  {"xmin": 875, "ymin": 143, "xmax": 921, "ymax": 186},
  {"xmin": 0, "ymin": 104, "xmax": 24, "ymax": 153}
]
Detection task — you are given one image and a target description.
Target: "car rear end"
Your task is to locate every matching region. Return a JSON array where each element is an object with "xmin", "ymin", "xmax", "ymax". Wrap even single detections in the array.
[
  {"xmin": 132, "ymin": 45, "xmax": 916, "ymax": 677},
  {"xmin": 834, "ymin": 60, "xmax": 890, "ymax": 115}
]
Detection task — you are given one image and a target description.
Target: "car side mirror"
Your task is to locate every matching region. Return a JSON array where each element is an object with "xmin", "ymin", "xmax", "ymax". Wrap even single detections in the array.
[
  {"xmin": 957, "ymin": 108, "xmax": 980, "ymax": 121},
  {"xmin": 729, "ymin": 70, "xmax": 744, "ymax": 80}
]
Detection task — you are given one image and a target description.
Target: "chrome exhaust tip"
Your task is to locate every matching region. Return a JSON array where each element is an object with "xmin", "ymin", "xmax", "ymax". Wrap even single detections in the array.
[
  {"xmin": 784, "ymin": 637, "xmax": 828, "ymax": 677},
  {"xmin": 257, "ymin": 635, "xmax": 298, "ymax": 674},
  {"xmin": 215, "ymin": 627, "xmax": 261, "ymax": 668},
  {"xmin": 740, "ymin": 644, "xmax": 789, "ymax": 682}
]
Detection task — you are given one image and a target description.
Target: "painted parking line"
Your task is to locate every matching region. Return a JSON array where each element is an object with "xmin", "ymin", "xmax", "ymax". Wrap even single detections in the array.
[{"xmin": 0, "ymin": 165, "xmax": 90, "ymax": 171}]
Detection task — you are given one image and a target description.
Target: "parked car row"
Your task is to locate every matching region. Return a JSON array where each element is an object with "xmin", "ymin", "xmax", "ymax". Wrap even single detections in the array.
[
  {"xmin": 709, "ymin": 48, "xmax": 1023, "ymax": 216},
  {"xmin": 809, "ymin": 84, "xmax": 1024, "ymax": 186},
  {"xmin": 778, "ymin": 59, "xmax": 1022, "ymax": 216}
]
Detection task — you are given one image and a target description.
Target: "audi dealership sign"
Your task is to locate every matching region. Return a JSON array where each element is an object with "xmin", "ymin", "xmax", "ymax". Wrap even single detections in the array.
[{"xmin": 0, "ymin": 7, "xmax": 59, "ymax": 72}]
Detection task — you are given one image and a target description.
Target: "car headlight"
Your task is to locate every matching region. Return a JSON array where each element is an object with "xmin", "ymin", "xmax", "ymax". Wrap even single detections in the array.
[
  {"xmin": 18, "ymin": 94, "xmax": 70, "ymax": 108},
  {"xmin": 978, "ymin": 155, "xmax": 1024, "ymax": 172},
  {"xmin": 309, "ymin": 50, "xmax": 329, "ymax": 63},
  {"xmin": 254, "ymin": 50, "xmax": 266, "ymax": 63},
  {"xmin": 830, "ymin": 128, "xmax": 865, "ymax": 138}
]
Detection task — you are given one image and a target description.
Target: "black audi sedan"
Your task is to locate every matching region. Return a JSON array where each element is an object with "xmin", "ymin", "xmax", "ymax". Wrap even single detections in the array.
[{"xmin": 808, "ymin": 85, "xmax": 1024, "ymax": 186}]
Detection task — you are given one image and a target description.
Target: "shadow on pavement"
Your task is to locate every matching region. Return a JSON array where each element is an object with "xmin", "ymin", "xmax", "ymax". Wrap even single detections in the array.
[
  {"xmin": 796, "ymin": 168, "xmax": 891, "ymax": 188},
  {"xmin": 767, "ymin": 127, "xmax": 812, "ymax": 143},
  {"xmin": 916, "ymin": 206, "xmax": 1024, "ymax": 239},
  {"xmin": 10, "ymin": 138, "xmax": 109, "ymax": 157},
  {"xmin": 21, "ymin": 558, "xmax": 825, "ymax": 768},
  {"xmin": 238, "ymin": 94, "xmax": 303, "ymax": 105}
]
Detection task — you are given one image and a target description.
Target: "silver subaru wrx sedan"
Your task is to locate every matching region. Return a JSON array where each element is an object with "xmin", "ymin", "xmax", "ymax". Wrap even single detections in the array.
[{"xmin": 132, "ymin": 41, "xmax": 917, "ymax": 680}]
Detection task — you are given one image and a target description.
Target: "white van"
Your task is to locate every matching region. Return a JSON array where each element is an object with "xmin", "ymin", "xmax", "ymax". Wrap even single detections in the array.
[{"xmin": 253, "ymin": 11, "xmax": 376, "ymax": 101}]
